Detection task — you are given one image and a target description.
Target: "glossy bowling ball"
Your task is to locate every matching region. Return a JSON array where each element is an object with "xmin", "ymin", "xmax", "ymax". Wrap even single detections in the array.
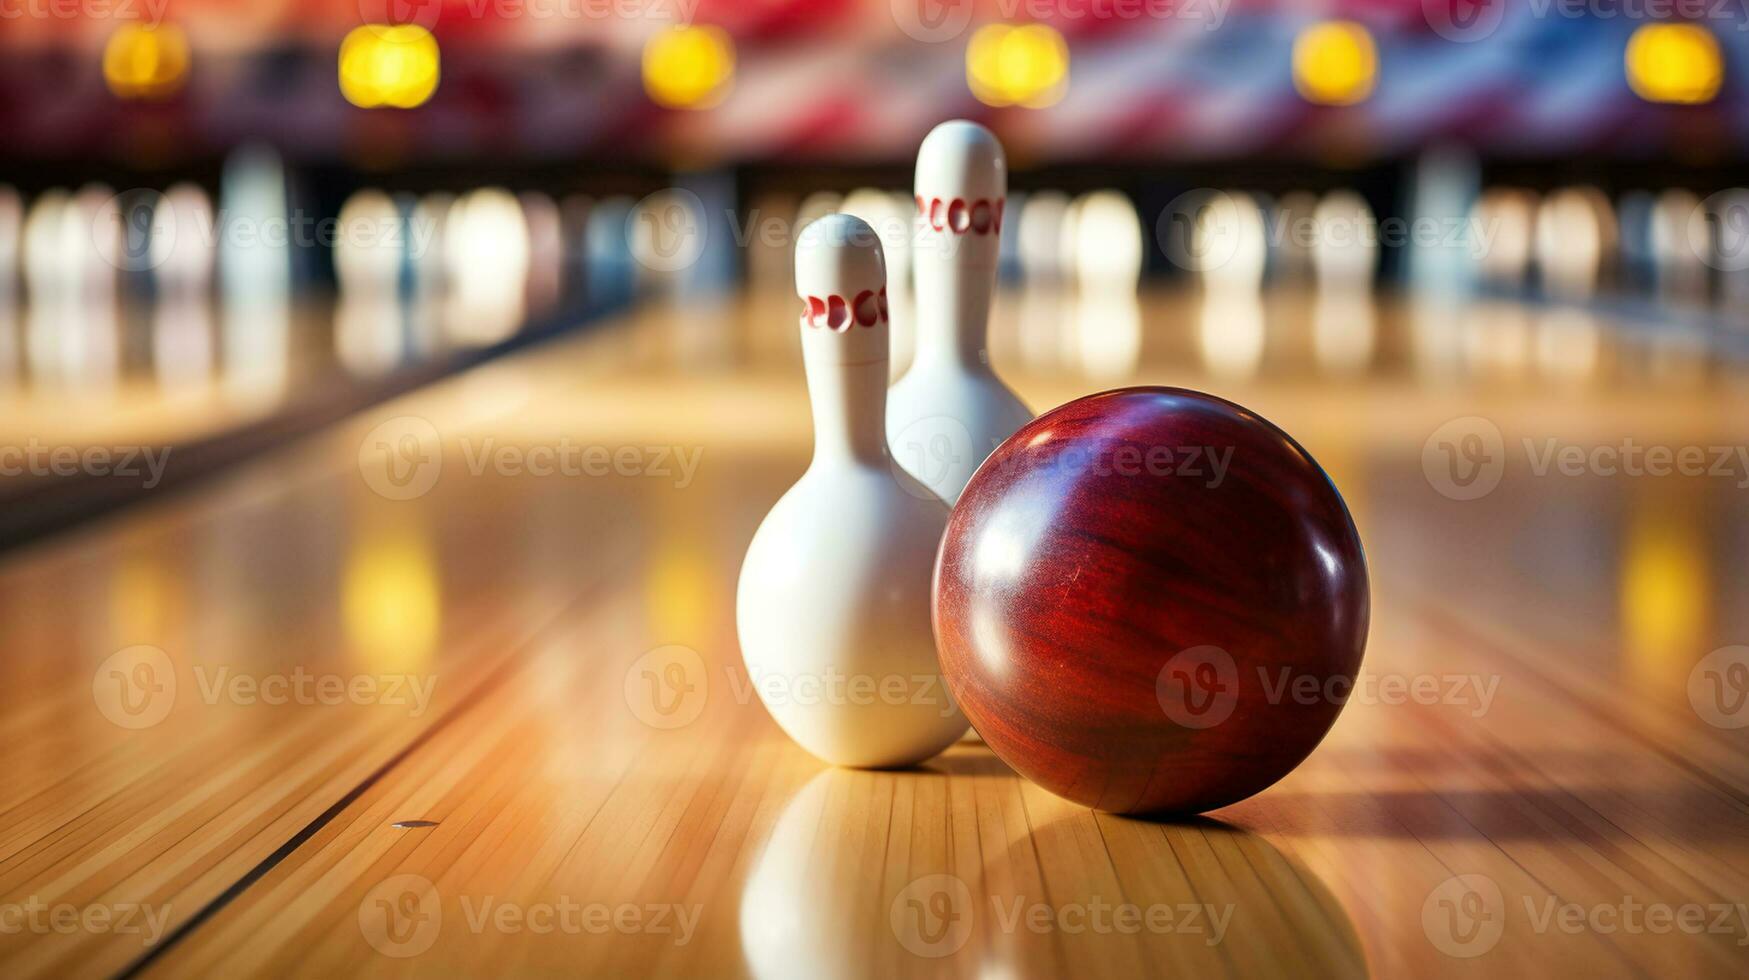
[{"xmin": 934, "ymin": 387, "xmax": 1368, "ymax": 815}]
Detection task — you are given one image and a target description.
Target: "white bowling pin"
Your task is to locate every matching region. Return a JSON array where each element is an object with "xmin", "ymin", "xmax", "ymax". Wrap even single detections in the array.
[
  {"xmin": 736, "ymin": 214, "xmax": 964, "ymax": 769},
  {"xmin": 887, "ymin": 120, "xmax": 1032, "ymax": 505}
]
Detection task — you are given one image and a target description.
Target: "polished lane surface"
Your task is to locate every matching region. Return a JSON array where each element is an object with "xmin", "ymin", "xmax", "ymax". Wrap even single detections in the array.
[{"xmin": 1, "ymin": 286, "xmax": 1747, "ymax": 978}]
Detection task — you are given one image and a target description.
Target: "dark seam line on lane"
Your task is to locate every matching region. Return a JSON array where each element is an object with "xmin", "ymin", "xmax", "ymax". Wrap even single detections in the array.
[{"xmin": 111, "ymin": 573, "xmax": 620, "ymax": 979}]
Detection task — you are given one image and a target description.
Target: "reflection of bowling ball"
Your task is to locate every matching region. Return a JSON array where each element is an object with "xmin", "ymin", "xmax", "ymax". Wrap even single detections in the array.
[{"xmin": 934, "ymin": 387, "xmax": 1368, "ymax": 815}]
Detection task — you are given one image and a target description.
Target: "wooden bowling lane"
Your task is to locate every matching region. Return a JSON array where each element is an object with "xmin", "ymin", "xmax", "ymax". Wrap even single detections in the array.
[{"xmin": 1, "ymin": 287, "xmax": 1747, "ymax": 978}]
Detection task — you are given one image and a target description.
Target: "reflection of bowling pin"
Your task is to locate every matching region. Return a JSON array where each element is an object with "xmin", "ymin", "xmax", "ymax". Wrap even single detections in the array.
[
  {"xmin": 737, "ymin": 214, "xmax": 964, "ymax": 768},
  {"xmin": 840, "ymin": 188, "xmax": 915, "ymax": 380},
  {"xmin": 887, "ymin": 121, "xmax": 1032, "ymax": 505}
]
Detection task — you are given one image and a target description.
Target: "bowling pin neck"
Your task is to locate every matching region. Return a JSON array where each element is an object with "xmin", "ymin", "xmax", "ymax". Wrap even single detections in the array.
[
  {"xmin": 912, "ymin": 252, "xmax": 995, "ymax": 369},
  {"xmin": 793, "ymin": 212, "xmax": 893, "ymax": 464},
  {"xmin": 911, "ymin": 120, "xmax": 1006, "ymax": 372},
  {"xmin": 802, "ymin": 350, "xmax": 890, "ymax": 463}
]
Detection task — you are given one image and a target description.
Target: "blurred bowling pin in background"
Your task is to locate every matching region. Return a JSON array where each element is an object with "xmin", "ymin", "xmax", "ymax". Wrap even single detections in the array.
[
  {"xmin": 150, "ymin": 183, "xmax": 217, "ymax": 387},
  {"xmin": 1310, "ymin": 190, "xmax": 1378, "ymax": 374},
  {"xmin": 219, "ymin": 145, "xmax": 293, "ymax": 402},
  {"xmin": 1531, "ymin": 187, "xmax": 1609, "ymax": 384},
  {"xmin": 1068, "ymin": 190, "xmax": 1143, "ymax": 379},
  {"xmin": 1192, "ymin": 190, "xmax": 1268, "ymax": 379},
  {"xmin": 1651, "ymin": 188, "xmax": 1709, "ymax": 305},
  {"xmin": 1712, "ymin": 189, "xmax": 1749, "ymax": 311},
  {"xmin": 737, "ymin": 214, "xmax": 964, "ymax": 768},
  {"xmin": 1015, "ymin": 190, "xmax": 1071, "ymax": 372},
  {"xmin": 887, "ymin": 120, "xmax": 1031, "ymax": 505},
  {"xmin": 444, "ymin": 188, "xmax": 530, "ymax": 347},
  {"xmin": 0, "ymin": 186, "xmax": 20, "ymax": 380},
  {"xmin": 840, "ymin": 188, "xmax": 914, "ymax": 381},
  {"xmin": 334, "ymin": 189, "xmax": 408, "ymax": 376}
]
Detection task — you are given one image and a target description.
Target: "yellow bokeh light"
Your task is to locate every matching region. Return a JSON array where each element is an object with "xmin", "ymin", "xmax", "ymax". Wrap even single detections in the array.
[
  {"xmin": 1293, "ymin": 20, "xmax": 1377, "ymax": 107},
  {"xmin": 103, "ymin": 23, "xmax": 190, "ymax": 100},
  {"xmin": 967, "ymin": 23, "xmax": 1070, "ymax": 109},
  {"xmin": 342, "ymin": 521, "xmax": 441, "ymax": 674},
  {"xmin": 643, "ymin": 25, "xmax": 735, "ymax": 109},
  {"xmin": 1625, "ymin": 23, "xmax": 1722, "ymax": 105},
  {"xmin": 339, "ymin": 24, "xmax": 440, "ymax": 109}
]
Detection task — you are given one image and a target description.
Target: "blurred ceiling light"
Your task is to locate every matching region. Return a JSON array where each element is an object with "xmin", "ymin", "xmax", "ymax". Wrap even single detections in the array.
[
  {"xmin": 339, "ymin": 25, "xmax": 440, "ymax": 109},
  {"xmin": 1292, "ymin": 20, "xmax": 1377, "ymax": 107},
  {"xmin": 967, "ymin": 23, "xmax": 1070, "ymax": 109},
  {"xmin": 103, "ymin": 23, "xmax": 190, "ymax": 100},
  {"xmin": 643, "ymin": 25, "xmax": 735, "ymax": 109},
  {"xmin": 1625, "ymin": 23, "xmax": 1722, "ymax": 105}
]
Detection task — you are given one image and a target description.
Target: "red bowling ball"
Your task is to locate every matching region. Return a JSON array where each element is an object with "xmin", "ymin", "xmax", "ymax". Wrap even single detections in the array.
[{"xmin": 934, "ymin": 387, "xmax": 1369, "ymax": 815}]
